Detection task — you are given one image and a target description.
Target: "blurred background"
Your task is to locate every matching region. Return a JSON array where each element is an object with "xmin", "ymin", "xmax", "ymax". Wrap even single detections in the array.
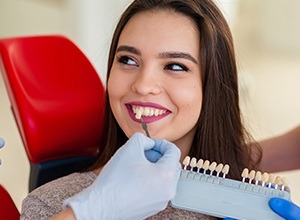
[{"xmin": 0, "ymin": 0, "xmax": 300, "ymax": 211}]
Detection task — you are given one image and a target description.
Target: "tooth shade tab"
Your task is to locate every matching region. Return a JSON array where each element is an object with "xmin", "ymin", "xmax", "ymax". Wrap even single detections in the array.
[
  {"xmin": 182, "ymin": 156, "xmax": 190, "ymax": 170},
  {"xmin": 209, "ymin": 162, "xmax": 217, "ymax": 175},
  {"xmin": 268, "ymin": 174, "xmax": 276, "ymax": 188},
  {"xmin": 203, "ymin": 160, "xmax": 210, "ymax": 170},
  {"xmin": 190, "ymin": 157, "xmax": 197, "ymax": 171},
  {"xmin": 262, "ymin": 172, "xmax": 269, "ymax": 186},
  {"xmin": 135, "ymin": 108, "xmax": 142, "ymax": 119},
  {"xmin": 262, "ymin": 172, "xmax": 269, "ymax": 182},
  {"xmin": 281, "ymin": 177, "xmax": 288, "ymax": 191},
  {"xmin": 215, "ymin": 164, "xmax": 224, "ymax": 177},
  {"xmin": 275, "ymin": 176, "xmax": 282, "ymax": 184},
  {"xmin": 241, "ymin": 168, "xmax": 249, "ymax": 182},
  {"xmin": 222, "ymin": 164, "xmax": 229, "ymax": 178},
  {"xmin": 196, "ymin": 159, "xmax": 204, "ymax": 172},
  {"xmin": 282, "ymin": 177, "xmax": 288, "ymax": 186},
  {"xmin": 241, "ymin": 168, "xmax": 249, "ymax": 178},
  {"xmin": 275, "ymin": 176, "xmax": 282, "ymax": 189},
  {"xmin": 203, "ymin": 160, "xmax": 210, "ymax": 174},
  {"xmin": 255, "ymin": 171, "xmax": 262, "ymax": 185},
  {"xmin": 215, "ymin": 164, "xmax": 223, "ymax": 173},
  {"xmin": 248, "ymin": 170, "xmax": 256, "ymax": 183},
  {"xmin": 268, "ymin": 174, "xmax": 276, "ymax": 183}
]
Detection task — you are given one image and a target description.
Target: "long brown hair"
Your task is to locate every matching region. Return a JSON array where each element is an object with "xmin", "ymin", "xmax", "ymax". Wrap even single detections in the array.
[{"xmin": 91, "ymin": 0, "xmax": 262, "ymax": 180}]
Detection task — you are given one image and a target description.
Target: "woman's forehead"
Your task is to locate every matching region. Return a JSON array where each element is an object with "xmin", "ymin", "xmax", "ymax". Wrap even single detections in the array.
[{"xmin": 117, "ymin": 10, "xmax": 200, "ymax": 58}]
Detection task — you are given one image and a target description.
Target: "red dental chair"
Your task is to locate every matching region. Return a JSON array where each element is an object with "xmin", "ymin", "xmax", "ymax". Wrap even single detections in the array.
[
  {"xmin": 0, "ymin": 184, "xmax": 20, "ymax": 219},
  {"xmin": 0, "ymin": 35, "xmax": 105, "ymax": 195}
]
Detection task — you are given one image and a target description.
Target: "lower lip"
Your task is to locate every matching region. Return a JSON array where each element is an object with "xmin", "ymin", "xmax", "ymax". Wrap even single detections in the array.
[{"xmin": 125, "ymin": 105, "xmax": 170, "ymax": 123}]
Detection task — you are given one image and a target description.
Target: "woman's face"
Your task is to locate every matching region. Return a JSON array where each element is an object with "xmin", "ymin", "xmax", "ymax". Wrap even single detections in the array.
[{"xmin": 108, "ymin": 10, "xmax": 203, "ymax": 156}]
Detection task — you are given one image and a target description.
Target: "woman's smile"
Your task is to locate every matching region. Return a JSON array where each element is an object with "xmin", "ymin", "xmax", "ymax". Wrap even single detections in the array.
[{"xmin": 125, "ymin": 101, "xmax": 171, "ymax": 123}]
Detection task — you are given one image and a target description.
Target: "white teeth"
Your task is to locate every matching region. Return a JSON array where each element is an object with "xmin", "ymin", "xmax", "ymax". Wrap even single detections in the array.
[
  {"xmin": 132, "ymin": 105, "xmax": 167, "ymax": 119},
  {"xmin": 150, "ymin": 108, "xmax": 154, "ymax": 116},
  {"xmin": 144, "ymin": 107, "xmax": 150, "ymax": 116}
]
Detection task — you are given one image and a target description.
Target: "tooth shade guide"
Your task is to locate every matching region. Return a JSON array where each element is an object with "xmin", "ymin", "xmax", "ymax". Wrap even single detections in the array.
[
  {"xmin": 173, "ymin": 168, "xmax": 291, "ymax": 219},
  {"xmin": 180, "ymin": 156, "xmax": 290, "ymax": 195}
]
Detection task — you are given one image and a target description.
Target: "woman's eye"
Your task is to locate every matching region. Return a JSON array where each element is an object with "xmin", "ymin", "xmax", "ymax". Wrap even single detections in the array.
[
  {"xmin": 165, "ymin": 63, "xmax": 189, "ymax": 72},
  {"xmin": 117, "ymin": 56, "xmax": 138, "ymax": 66}
]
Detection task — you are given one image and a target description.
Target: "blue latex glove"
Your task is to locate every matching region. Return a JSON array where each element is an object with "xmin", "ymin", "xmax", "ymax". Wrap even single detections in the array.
[
  {"xmin": 222, "ymin": 198, "xmax": 300, "ymax": 220},
  {"xmin": 269, "ymin": 198, "xmax": 300, "ymax": 220},
  {"xmin": 0, "ymin": 138, "xmax": 4, "ymax": 148},
  {"xmin": 145, "ymin": 145, "xmax": 163, "ymax": 162},
  {"xmin": 0, "ymin": 138, "xmax": 4, "ymax": 165},
  {"xmin": 64, "ymin": 132, "xmax": 181, "ymax": 220}
]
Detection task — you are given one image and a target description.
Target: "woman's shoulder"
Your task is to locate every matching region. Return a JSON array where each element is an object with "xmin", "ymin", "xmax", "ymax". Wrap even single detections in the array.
[
  {"xmin": 21, "ymin": 171, "xmax": 96, "ymax": 220},
  {"xmin": 28, "ymin": 171, "xmax": 97, "ymax": 199}
]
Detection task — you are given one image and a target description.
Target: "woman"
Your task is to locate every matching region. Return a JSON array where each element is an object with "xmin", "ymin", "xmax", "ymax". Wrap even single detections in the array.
[{"xmin": 21, "ymin": 0, "xmax": 275, "ymax": 219}]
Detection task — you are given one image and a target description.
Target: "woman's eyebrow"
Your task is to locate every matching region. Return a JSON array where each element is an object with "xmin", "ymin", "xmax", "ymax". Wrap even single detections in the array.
[
  {"xmin": 116, "ymin": 46, "xmax": 198, "ymax": 64},
  {"xmin": 158, "ymin": 52, "xmax": 198, "ymax": 64},
  {"xmin": 116, "ymin": 45, "xmax": 141, "ymax": 55}
]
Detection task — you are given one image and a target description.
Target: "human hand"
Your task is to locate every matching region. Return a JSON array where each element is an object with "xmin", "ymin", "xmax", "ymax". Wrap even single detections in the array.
[
  {"xmin": 220, "ymin": 197, "xmax": 300, "ymax": 220},
  {"xmin": 64, "ymin": 132, "xmax": 181, "ymax": 220},
  {"xmin": 144, "ymin": 143, "xmax": 163, "ymax": 162},
  {"xmin": 0, "ymin": 138, "xmax": 4, "ymax": 148},
  {"xmin": 0, "ymin": 138, "xmax": 4, "ymax": 165},
  {"xmin": 269, "ymin": 197, "xmax": 300, "ymax": 220}
]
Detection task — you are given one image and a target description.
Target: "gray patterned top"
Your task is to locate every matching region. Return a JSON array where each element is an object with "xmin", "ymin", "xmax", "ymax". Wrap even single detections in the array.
[{"xmin": 21, "ymin": 171, "xmax": 215, "ymax": 220}]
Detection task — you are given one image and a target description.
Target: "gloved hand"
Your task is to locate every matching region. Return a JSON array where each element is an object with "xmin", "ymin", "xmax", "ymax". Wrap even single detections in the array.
[
  {"xmin": 269, "ymin": 197, "xmax": 300, "ymax": 220},
  {"xmin": 0, "ymin": 137, "xmax": 4, "ymax": 165},
  {"xmin": 64, "ymin": 132, "xmax": 181, "ymax": 220},
  {"xmin": 145, "ymin": 145, "xmax": 163, "ymax": 162},
  {"xmin": 223, "ymin": 198, "xmax": 300, "ymax": 220},
  {"xmin": 0, "ymin": 138, "xmax": 4, "ymax": 148}
]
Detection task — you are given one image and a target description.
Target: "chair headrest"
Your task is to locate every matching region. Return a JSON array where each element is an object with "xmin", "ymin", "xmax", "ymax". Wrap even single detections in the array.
[{"xmin": 0, "ymin": 35, "xmax": 105, "ymax": 163}]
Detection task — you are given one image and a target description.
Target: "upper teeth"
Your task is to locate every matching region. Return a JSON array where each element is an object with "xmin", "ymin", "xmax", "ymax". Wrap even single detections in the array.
[{"xmin": 132, "ymin": 105, "xmax": 167, "ymax": 119}]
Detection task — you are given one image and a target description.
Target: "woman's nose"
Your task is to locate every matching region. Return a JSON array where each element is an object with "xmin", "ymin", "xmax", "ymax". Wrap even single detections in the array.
[{"xmin": 131, "ymin": 68, "xmax": 162, "ymax": 96}]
